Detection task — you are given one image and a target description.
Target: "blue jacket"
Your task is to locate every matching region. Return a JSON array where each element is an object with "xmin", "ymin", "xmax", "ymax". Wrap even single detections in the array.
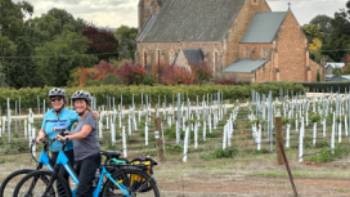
[{"xmin": 41, "ymin": 108, "xmax": 79, "ymax": 152}]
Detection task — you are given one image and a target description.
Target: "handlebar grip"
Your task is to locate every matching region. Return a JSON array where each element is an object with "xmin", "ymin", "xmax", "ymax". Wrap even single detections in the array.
[{"xmin": 55, "ymin": 129, "xmax": 69, "ymax": 136}]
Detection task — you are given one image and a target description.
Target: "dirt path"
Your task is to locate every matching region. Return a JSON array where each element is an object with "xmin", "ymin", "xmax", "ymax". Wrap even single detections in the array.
[
  {"xmin": 2, "ymin": 154, "xmax": 350, "ymax": 197},
  {"xmin": 158, "ymin": 177, "xmax": 350, "ymax": 197}
]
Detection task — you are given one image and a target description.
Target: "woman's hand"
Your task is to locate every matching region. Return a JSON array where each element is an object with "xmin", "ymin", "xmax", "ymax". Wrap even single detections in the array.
[
  {"xmin": 56, "ymin": 134, "xmax": 68, "ymax": 141},
  {"xmin": 36, "ymin": 129, "xmax": 46, "ymax": 143},
  {"xmin": 35, "ymin": 135, "xmax": 45, "ymax": 144}
]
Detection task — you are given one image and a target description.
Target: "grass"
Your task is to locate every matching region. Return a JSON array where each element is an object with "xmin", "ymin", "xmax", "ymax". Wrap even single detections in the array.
[
  {"xmin": 306, "ymin": 142, "xmax": 350, "ymax": 163},
  {"xmin": 252, "ymin": 168, "xmax": 350, "ymax": 179}
]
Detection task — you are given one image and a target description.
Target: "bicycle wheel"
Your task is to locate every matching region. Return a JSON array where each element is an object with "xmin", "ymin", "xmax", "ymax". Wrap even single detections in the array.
[
  {"xmin": 0, "ymin": 169, "xmax": 35, "ymax": 197},
  {"xmin": 13, "ymin": 170, "xmax": 71, "ymax": 197},
  {"xmin": 101, "ymin": 166, "xmax": 160, "ymax": 197}
]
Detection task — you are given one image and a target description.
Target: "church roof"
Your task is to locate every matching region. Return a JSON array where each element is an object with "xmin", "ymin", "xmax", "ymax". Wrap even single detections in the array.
[
  {"xmin": 241, "ymin": 12, "xmax": 288, "ymax": 43},
  {"xmin": 138, "ymin": 0, "xmax": 245, "ymax": 42},
  {"xmin": 223, "ymin": 59, "xmax": 267, "ymax": 73}
]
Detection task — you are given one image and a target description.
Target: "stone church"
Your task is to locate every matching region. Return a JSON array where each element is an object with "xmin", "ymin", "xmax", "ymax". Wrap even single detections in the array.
[{"xmin": 136, "ymin": 0, "xmax": 323, "ymax": 82}]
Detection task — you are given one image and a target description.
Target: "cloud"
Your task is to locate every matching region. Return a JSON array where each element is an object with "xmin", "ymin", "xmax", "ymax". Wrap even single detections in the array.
[{"xmin": 267, "ymin": 0, "xmax": 347, "ymax": 24}]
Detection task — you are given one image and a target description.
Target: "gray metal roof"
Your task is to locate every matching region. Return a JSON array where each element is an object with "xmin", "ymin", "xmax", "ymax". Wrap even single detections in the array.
[
  {"xmin": 138, "ymin": 0, "xmax": 245, "ymax": 42},
  {"xmin": 324, "ymin": 62, "xmax": 345, "ymax": 69},
  {"xmin": 183, "ymin": 49, "xmax": 204, "ymax": 65},
  {"xmin": 223, "ymin": 59, "xmax": 267, "ymax": 73},
  {"xmin": 241, "ymin": 12, "xmax": 287, "ymax": 43}
]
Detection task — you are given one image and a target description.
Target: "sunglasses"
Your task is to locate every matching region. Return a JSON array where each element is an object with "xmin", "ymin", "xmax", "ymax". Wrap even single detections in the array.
[{"xmin": 50, "ymin": 97, "xmax": 63, "ymax": 102}]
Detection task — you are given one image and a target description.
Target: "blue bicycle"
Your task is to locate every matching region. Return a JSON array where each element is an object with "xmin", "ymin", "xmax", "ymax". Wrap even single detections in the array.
[
  {"xmin": 13, "ymin": 135, "xmax": 160, "ymax": 197},
  {"xmin": 0, "ymin": 140, "xmax": 53, "ymax": 197}
]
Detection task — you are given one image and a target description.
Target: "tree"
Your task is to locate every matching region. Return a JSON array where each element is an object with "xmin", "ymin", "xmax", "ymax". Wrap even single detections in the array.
[
  {"xmin": 303, "ymin": 24, "xmax": 323, "ymax": 62},
  {"xmin": 0, "ymin": 0, "xmax": 33, "ymax": 40},
  {"xmin": 333, "ymin": 68, "xmax": 342, "ymax": 77},
  {"xmin": 82, "ymin": 26, "xmax": 118, "ymax": 60},
  {"xmin": 29, "ymin": 8, "xmax": 85, "ymax": 43},
  {"xmin": 0, "ymin": 35, "xmax": 16, "ymax": 86},
  {"xmin": 309, "ymin": 15, "xmax": 333, "ymax": 38},
  {"xmin": 305, "ymin": 1, "xmax": 350, "ymax": 63},
  {"xmin": 0, "ymin": 0, "xmax": 38, "ymax": 87},
  {"xmin": 4, "ymin": 34, "xmax": 39, "ymax": 88},
  {"xmin": 160, "ymin": 65, "xmax": 195, "ymax": 85},
  {"xmin": 320, "ymin": 1, "xmax": 350, "ymax": 62},
  {"xmin": 117, "ymin": 62, "xmax": 146, "ymax": 84},
  {"xmin": 114, "ymin": 26, "xmax": 138, "ymax": 60},
  {"xmin": 34, "ymin": 31, "xmax": 97, "ymax": 86},
  {"xmin": 322, "ymin": 11, "xmax": 350, "ymax": 62}
]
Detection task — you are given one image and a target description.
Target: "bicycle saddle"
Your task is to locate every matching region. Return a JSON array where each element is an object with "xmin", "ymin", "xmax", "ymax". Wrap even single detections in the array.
[{"xmin": 100, "ymin": 151, "xmax": 122, "ymax": 159}]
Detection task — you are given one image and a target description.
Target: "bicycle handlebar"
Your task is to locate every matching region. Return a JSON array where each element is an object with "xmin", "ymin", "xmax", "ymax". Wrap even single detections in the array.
[{"xmin": 30, "ymin": 139, "xmax": 49, "ymax": 164}]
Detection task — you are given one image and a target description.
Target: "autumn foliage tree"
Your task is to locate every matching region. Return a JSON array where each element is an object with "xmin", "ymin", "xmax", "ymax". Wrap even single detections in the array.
[
  {"xmin": 70, "ymin": 60, "xmax": 119, "ymax": 86},
  {"xmin": 82, "ymin": 26, "xmax": 119, "ymax": 60},
  {"xmin": 117, "ymin": 63, "xmax": 146, "ymax": 84},
  {"xmin": 160, "ymin": 65, "xmax": 195, "ymax": 85}
]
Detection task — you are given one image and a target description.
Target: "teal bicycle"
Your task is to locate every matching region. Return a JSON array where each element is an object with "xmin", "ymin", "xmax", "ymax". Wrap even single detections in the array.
[
  {"xmin": 0, "ymin": 140, "xmax": 53, "ymax": 197},
  {"xmin": 13, "ymin": 132, "xmax": 160, "ymax": 197}
]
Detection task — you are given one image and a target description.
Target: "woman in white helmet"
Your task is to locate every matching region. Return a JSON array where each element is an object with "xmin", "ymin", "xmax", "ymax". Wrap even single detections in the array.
[
  {"xmin": 36, "ymin": 87, "xmax": 79, "ymax": 189},
  {"xmin": 58, "ymin": 90, "xmax": 100, "ymax": 197},
  {"xmin": 36, "ymin": 87, "xmax": 79, "ymax": 162}
]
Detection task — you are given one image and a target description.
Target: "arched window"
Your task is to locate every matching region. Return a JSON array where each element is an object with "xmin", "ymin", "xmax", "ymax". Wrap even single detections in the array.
[
  {"xmin": 143, "ymin": 51, "xmax": 148, "ymax": 66},
  {"xmin": 214, "ymin": 51, "xmax": 221, "ymax": 72},
  {"xmin": 169, "ymin": 50, "xmax": 175, "ymax": 65}
]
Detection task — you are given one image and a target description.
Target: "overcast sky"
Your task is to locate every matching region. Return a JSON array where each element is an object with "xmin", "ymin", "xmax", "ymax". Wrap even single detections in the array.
[{"xmin": 15, "ymin": 0, "xmax": 349, "ymax": 28}]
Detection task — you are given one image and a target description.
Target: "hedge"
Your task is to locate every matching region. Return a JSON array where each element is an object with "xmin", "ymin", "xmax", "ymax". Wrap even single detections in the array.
[
  {"xmin": 0, "ymin": 82, "xmax": 305, "ymax": 111},
  {"xmin": 303, "ymin": 81, "xmax": 350, "ymax": 93}
]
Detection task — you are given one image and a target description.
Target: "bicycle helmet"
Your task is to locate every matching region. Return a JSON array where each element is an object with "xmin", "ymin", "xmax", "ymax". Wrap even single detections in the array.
[
  {"xmin": 71, "ymin": 90, "xmax": 91, "ymax": 105},
  {"xmin": 48, "ymin": 88, "xmax": 65, "ymax": 98}
]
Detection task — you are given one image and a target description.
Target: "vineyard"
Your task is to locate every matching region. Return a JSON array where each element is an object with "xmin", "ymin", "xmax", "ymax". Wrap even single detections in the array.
[{"xmin": 1, "ymin": 85, "xmax": 350, "ymax": 196}]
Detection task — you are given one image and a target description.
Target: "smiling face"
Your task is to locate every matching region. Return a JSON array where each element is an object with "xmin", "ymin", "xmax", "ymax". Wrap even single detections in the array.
[
  {"xmin": 73, "ymin": 99, "xmax": 88, "ymax": 115},
  {"xmin": 50, "ymin": 96, "xmax": 64, "ymax": 111}
]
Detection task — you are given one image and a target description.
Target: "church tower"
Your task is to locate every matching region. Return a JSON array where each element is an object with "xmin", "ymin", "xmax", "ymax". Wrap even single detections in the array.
[{"xmin": 138, "ymin": 0, "xmax": 163, "ymax": 33}]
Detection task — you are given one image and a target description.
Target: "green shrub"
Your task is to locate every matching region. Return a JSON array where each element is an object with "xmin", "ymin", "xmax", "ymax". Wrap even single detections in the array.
[
  {"xmin": 310, "ymin": 112, "xmax": 321, "ymax": 123},
  {"xmin": 307, "ymin": 144, "xmax": 350, "ymax": 163},
  {"xmin": 165, "ymin": 144, "xmax": 183, "ymax": 153},
  {"xmin": 201, "ymin": 147, "xmax": 238, "ymax": 160}
]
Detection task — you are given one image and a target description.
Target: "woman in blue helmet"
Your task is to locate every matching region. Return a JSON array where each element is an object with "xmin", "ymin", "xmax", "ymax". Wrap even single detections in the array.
[{"xmin": 36, "ymin": 87, "xmax": 79, "ymax": 172}]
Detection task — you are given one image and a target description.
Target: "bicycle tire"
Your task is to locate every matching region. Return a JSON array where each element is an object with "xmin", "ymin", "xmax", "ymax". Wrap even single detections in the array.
[
  {"xmin": 101, "ymin": 166, "xmax": 160, "ymax": 197},
  {"xmin": 13, "ymin": 170, "xmax": 71, "ymax": 197},
  {"xmin": 0, "ymin": 169, "xmax": 35, "ymax": 197}
]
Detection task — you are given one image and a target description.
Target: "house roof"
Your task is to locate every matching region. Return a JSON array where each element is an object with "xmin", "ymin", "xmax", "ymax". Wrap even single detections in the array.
[
  {"xmin": 326, "ymin": 75, "xmax": 350, "ymax": 81},
  {"xmin": 138, "ymin": 0, "xmax": 246, "ymax": 42},
  {"xmin": 223, "ymin": 59, "xmax": 267, "ymax": 73},
  {"xmin": 183, "ymin": 49, "xmax": 204, "ymax": 65},
  {"xmin": 325, "ymin": 62, "xmax": 345, "ymax": 69},
  {"xmin": 241, "ymin": 12, "xmax": 288, "ymax": 43}
]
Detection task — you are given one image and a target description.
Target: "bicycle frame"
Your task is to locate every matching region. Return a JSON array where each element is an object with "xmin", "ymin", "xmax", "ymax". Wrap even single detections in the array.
[
  {"xmin": 38, "ymin": 150, "xmax": 54, "ymax": 171},
  {"xmin": 93, "ymin": 166, "xmax": 130, "ymax": 197},
  {"xmin": 55, "ymin": 149, "xmax": 131, "ymax": 197}
]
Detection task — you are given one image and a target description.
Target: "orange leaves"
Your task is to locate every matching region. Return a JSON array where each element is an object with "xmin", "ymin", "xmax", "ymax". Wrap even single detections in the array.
[{"xmin": 160, "ymin": 65, "xmax": 195, "ymax": 85}]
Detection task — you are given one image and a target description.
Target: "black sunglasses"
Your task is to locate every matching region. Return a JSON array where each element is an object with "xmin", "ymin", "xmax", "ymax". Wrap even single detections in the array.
[{"xmin": 50, "ymin": 97, "xmax": 63, "ymax": 102}]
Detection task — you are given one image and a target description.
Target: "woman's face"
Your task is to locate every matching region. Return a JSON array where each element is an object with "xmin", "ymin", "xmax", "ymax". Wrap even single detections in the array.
[
  {"xmin": 50, "ymin": 96, "xmax": 64, "ymax": 111},
  {"xmin": 73, "ymin": 99, "xmax": 88, "ymax": 114}
]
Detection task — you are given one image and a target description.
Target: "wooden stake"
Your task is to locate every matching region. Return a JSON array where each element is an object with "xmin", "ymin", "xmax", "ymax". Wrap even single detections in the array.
[
  {"xmin": 275, "ymin": 117, "xmax": 284, "ymax": 165},
  {"xmin": 155, "ymin": 117, "xmax": 165, "ymax": 162}
]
